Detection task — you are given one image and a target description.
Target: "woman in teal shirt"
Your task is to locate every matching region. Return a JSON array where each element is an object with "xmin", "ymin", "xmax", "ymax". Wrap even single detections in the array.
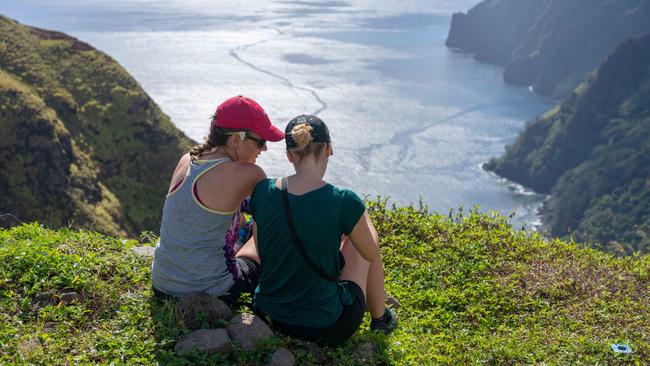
[{"xmin": 250, "ymin": 115, "xmax": 397, "ymax": 345}]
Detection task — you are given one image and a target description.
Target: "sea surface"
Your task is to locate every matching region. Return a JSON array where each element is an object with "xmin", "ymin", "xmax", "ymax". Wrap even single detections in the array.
[{"xmin": 1, "ymin": 0, "xmax": 554, "ymax": 228}]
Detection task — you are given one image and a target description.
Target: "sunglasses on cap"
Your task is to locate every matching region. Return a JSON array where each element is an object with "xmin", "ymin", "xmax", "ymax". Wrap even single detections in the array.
[{"xmin": 226, "ymin": 131, "xmax": 267, "ymax": 148}]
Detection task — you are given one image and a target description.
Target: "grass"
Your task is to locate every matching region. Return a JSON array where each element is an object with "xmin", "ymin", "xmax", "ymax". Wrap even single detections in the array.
[{"xmin": 1, "ymin": 199, "xmax": 649, "ymax": 365}]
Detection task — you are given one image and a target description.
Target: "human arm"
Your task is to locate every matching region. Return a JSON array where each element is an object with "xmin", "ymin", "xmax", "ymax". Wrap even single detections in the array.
[
  {"xmin": 166, "ymin": 153, "xmax": 191, "ymax": 194},
  {"xmin": 348, "ymin": 211, "xmax": 380, "ymax": 262}
]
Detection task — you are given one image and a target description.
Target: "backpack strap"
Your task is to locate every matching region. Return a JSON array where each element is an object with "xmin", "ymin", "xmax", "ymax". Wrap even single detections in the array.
[{"xmin": 280, "ymin": 177, "xmax": 338, "ymax": 283}]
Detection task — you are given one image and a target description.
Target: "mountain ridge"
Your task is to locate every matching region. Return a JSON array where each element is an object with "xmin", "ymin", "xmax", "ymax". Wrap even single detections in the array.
[
  {"xmin": 446, "ymin": 0, "xmax": 650, "ymax": 99},
  {"xmin": 0, "ymin": 15, "xmax": 194, "ymax": 236},
  {"xmin": 485, "ymin": 34, "xmax": 650, "ymax": 255}
]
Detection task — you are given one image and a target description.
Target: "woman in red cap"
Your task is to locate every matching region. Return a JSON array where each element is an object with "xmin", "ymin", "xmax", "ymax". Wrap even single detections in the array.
[{"xmin": 152, "ymin": 96, "xmax": 284, "ymax": 305}]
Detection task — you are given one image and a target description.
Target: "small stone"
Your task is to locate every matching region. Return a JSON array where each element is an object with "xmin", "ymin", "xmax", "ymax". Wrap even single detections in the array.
[
  {"xmin": 174, "ymin": 328, "xmax": 232, "ymax": 354},
  {"xmin": 177, "ymin": 292, "xmax": 233, "ymax": 330},
  {"xmin": 131, "ymin": 246, "xmax": 155, "ymax": 258},
  {"xmin": 17, "ymin": 338, "xmax": 42, "ymax": 357},
  {"xmin": 306, "ymin": 343, "xmax": 326, "ymax": 363},
  {"xmin": 59, "ymin": 291, "xmax": 84, "ymax": 304},
  {"xmin": 353, "ymin": 341, "xmax": 378, "ymax": 362},
  {"xmin": 267, "ymin": 347, "xmax": 295, "ymax": 366},
  {"xmin": 227, "ymin": 313, "xmax": 274, "ymax": 351},
  {"xmin": 386, "ymin": 295, "xmax": 400, "ymax": 310},
  {"xmin": 30, "ymin": 291, "xmax": 57, "ymax": 311}
]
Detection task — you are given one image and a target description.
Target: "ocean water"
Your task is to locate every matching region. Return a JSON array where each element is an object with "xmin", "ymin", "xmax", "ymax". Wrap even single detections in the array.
[{"xmin": 0, "ymin": 0, "xmax": 554, "ymax": 228}]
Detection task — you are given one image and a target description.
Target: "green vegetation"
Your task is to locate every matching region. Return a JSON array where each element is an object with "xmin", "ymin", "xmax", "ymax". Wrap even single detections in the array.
[
  {"xmin": 485, "ymin": 35, "xmax": 650, "ymax": 255},
  {"xmin": 446, "ymin": 0, "xmax": 650, "ymax": 99},
  {"xmin": 0, "ymin": 15, "xmax": 193, "ymax": 237},
  {"xmin": 3, "ymin": 200, "xmax": 648, "ymax": 365}
]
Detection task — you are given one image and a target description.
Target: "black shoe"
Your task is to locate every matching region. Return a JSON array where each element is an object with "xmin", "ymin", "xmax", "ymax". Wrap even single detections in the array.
[{"xmin": 370, "ymin": 307, "xmax": 398, "ymax": 334}]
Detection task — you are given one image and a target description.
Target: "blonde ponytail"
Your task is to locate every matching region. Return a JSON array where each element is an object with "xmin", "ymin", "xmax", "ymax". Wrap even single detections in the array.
[{"xmin": 290, "ymin": 123, "xmax": 313, "ymax": 150}]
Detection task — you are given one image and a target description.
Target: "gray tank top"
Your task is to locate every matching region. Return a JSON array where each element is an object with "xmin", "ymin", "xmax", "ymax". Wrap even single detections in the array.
[{"xmin": 152, "ymin": 157, "xmax": 239, "ymax": 297}]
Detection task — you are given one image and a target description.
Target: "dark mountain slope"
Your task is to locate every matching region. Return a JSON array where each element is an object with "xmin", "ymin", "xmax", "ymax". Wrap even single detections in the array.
[
  {"xmin": 446, "ymin": 0, "xmax": 650, "ymax": 99},
  {"xmin": 485, "ymin": 35, "xmax": 650, "ymax": 255},
  {"xmin": 0, "ymin": 15, "xmax": 193, "ymax": 236}
]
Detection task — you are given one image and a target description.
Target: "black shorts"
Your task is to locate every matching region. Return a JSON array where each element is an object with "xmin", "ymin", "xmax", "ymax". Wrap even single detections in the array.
[
  {"xmin": 220, "ymin": 256, "xmax": 260, "ymax": 306},
  {"xmin": 268, "ymin": 280, "xmax": 366, "ymax": 346},
  {"xmin": 152, "ymin": 256, "xmax": 260, "ymax": 307}
]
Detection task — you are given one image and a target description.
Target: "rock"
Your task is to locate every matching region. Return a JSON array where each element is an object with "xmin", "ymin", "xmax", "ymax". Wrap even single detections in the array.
[
  {"xmin": 131, "ymin": 246, "xmax": 155, "ymax": 258},
  {"xmin": 176, "ymin": 292, "xmax": 233, "ymax": 330},
  {"xmin": 174, "ymin": 328, "xmax": 232, "ymax": 354},
  {"xmin": 59, "ymin": 291, "xmax": 84, "ymax": 304},
  {"xmin": 227, "ymin": 313, "xmax": 274, "ymax": 351},
  {"xmin": 353, "ymin": 341, "xmax": 378, "ymax": 363},
  {"xmin": 30, "ymin": 291, "xmax": 57, "ymax": 311},
  {"xmin": 306, "ymin": 343, "xmax": 326, "ymax": 363},
  {"xmin": 267, "ymin": 347, "xmax": 295, "ymax": 366},
  {"xmin": 17, "ymin": 338, "xmax": 42, "ymax": 357},
  {"xmin": 386, "ymin": 295, "xmax": 400, "ymax": 310}
]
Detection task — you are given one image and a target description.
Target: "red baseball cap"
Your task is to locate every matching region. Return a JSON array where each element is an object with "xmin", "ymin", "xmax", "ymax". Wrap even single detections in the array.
[{"xmin": 211, "ymin": 95, "xmax": 284, "ymax": 142}]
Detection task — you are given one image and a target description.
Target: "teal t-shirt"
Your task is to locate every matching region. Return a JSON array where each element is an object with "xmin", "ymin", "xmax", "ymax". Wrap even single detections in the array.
[{"xmin": 250, "ymin": 178, "xmax": 365, "ymax": 328}]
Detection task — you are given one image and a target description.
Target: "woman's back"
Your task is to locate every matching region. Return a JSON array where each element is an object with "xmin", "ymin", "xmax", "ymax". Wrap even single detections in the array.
[
  {"xmin": 152, "ymin": 157, "xmax": 241, "ymax": 297},
  {"xmin": 250, "ymin": 178, "xmax": 365, "ymax": 327}
]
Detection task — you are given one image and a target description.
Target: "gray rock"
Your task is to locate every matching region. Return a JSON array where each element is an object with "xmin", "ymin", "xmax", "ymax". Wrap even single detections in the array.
[
  {"xmin": 227, "ymin": 313, "xmax": 274, "ymax": 351},
  {"xmin": 30, "ymin": 291, "xmax": 57, "ymax": 311},
  {"xmin": 174, "ymin": 328, "xmax": 232, "ymax": 354},
  {"xmin": 306, "ymin": 343, "xmax": 327, "ymax": 363},
  {"xmin": 386, "ymin": 295, "xmax": 400, "ymax": 310},
  {"xmin": 17, "ymin": 338, "xmax": 42, "ymax": 357},
  {"xmin": 131, "ymin": 246, "xmax": 155, "ymax": 258},
  {"xmin": 176, "ymin": 292, "xmax": 233, "ymax": 330},
  {"xmin": 354, "ymin": 341, "xmax": 378, "ymax": 363},
  {"xmin": 267, "ymin": 347, "xmax": 295, "ymax": 366},
  {"xmin": 59, "ymin": 291, "xmax": 84, "ymax": 304}
]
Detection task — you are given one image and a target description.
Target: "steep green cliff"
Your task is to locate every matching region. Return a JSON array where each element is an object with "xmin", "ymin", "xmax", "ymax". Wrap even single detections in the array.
[
  {"xmin": 446, "ymin": 0, "xmax": 650, "ymax": 99},
  {"xmin": 485, "ymin": 35, "xmax": 650, "ymax": 255},
  {"xmin": 0, "ymin": 16, "xmax": 193, "ymax": 236}
]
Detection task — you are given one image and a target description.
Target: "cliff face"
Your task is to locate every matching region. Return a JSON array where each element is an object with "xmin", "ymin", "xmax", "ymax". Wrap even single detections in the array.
[
  {"xmin": 446, "ymin": 0, "xmax": 650, "ymax": 99},
  {"xmin": 485, "ymin": 35, "xmax": 650, "ymax": 255},
  {"xmin": 0, "ymin": 16, "xmax": 193, "ymax": 236}
]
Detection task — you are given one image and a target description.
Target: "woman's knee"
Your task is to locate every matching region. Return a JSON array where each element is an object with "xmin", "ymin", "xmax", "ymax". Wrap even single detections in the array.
[{"xmin": 339, "ymin": 238, "xmax": 370, "ymax": 294}]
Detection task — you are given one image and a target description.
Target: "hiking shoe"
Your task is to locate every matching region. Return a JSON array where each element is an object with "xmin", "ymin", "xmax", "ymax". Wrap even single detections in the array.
[{"xmin": 370, "ymin": 307, "xmax": 398, "ymax": 334}]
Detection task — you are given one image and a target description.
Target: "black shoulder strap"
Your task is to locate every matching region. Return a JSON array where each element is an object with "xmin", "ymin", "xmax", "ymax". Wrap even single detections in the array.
[{"xmin": 280, "ymin": 177, "xmax": 338, "ymax": 283}]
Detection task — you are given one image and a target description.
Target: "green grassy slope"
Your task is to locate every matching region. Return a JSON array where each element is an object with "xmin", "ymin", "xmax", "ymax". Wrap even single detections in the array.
[
  {"xmin": 485, "ymin": 35, "xmax": 650, "ymax": 255},
  {"xmin": 2, "ymin": 201, "xmax": 648, "ymax": 365},
  {"xmin": 0, "ymin": 15, "xmax": 193, "ymax": 236}
]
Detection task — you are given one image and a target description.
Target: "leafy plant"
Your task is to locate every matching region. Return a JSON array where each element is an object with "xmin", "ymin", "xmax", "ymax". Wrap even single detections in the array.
[{"xmin": 1, "ymin": 203, "xmax": 648, "ymax": 364}]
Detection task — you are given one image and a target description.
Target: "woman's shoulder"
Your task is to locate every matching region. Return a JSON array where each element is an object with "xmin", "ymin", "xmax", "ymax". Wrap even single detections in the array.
[
  {"xmin": 230, "ymin": 162, "xmax": 266, "ymax": 180},
  {"xmin": 250, "ymin": 178, "xmax": 277, "ymax": 213},
  {"xmin": 252, "ymin": 177, "xmax": 275, "ymax": 193},
  {"xmin": 329, "ymin": 184, "xmax": 361, "ymax": 200},
  {"xmin": 174, "ymin": 153, "xmax": 192, "ymax": 171},
  {"xmin": 330, "ymin": 185, "xmax": 365, "ymax": 210}
]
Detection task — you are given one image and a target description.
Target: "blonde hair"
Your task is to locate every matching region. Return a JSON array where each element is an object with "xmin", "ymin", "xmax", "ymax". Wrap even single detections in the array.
[
  {"xmin": 289, "ymin": 123, "xmax": 327, "ymax": 158},
  {"xmin": 291, "ymin": 124, "xmax": 313, "ymax": 149}
]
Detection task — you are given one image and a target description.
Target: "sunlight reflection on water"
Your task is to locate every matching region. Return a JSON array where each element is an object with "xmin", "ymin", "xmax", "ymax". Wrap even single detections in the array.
[{"xmin": 0, "ymin": 0, "xmax": 554, "ymax": 228}]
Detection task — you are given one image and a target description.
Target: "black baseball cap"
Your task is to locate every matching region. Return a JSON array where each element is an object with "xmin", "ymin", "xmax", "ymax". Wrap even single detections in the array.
[{"xmin": 285, "ymin": 115, "xmax": 331, "ymax": 150}]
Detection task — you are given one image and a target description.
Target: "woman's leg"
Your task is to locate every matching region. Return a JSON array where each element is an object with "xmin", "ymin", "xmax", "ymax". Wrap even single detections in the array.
[
  {"xmin": 364, "ymin": 217, "xmax": 388, "ymax": 318},
  {"xmin": 339, "ymin": 237, "xmax": 370, "ymax": 295},
  {"xmin": 236, "ymin": 236, "xmax": 260, "ymax": 264}
]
